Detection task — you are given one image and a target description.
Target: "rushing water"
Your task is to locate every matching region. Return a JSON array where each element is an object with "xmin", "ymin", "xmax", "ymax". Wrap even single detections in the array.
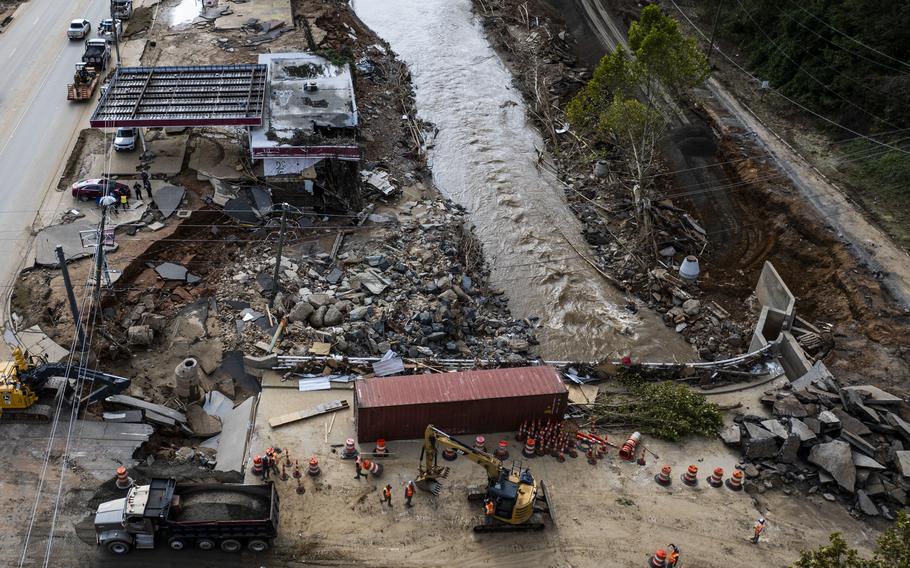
[{"xmin": 353, "ymin": 0, "xmax": 693, "ymax": 361}]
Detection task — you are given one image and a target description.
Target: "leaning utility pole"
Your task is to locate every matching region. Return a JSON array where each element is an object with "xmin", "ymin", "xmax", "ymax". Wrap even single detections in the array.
[
  {"xmin": 94, "ymin": 195, "xmax": 117, "ymax": 315},
  {"xmin": 269, "ymin": 203, "xmax": 289, "ymax": 308},
  {"xmin": 706, "ymin": 0, "xmax": 725, "ymax": 62},
  {"xmin": 55, "ymin": 246, "xmax": 86, "ymax": 350},
  {"xmin": 109, "ymin": 0, "xmax": 121, "ymax": 65}
]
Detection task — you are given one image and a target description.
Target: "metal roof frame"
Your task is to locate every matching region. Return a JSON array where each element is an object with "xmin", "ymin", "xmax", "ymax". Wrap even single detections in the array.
[{"xmin": 90, "ymin": 64, "xmax": 268, "ymax": 128}]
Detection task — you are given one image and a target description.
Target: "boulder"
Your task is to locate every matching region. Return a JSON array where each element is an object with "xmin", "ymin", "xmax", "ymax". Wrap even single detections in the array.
[
  {"xmin": 744, "ymin": 436, "xmax": 779, "ymax": 459},
  {"xmin": 127, "ymin": 325, "xmax": 154, "ymax": 346},
  {"xmin": 777, "ymin": 434, "xmax": 801, "ymax": 464},
  {"xmin": 817, "ymin": 410, "xmax": 842, "ymax": 434},
  {"xmin": 789, "ymin": 418, "xmax": 817, "ymax": 445},
  {"xmin": 306, "ymin": 293, "xmax": 334, "ymax": 308},
  {"xmin": 760, "ymin": 419, "xmax": 789, "ymax": 439},
  {"xmin": 720, "ymin": 424, "xmax": 741, "ymax": 446},
  {"xmin": 349, "ymin": 306, "xmax": 370, "ymax": 321},
  {"xmin": 809, "ymin": 440, "xmax": 856, "ymax": 492},
  {"xmin": 744, "ymin": 422, "xmax": 775, "ymax": 440},
  {"xmin": 323, "ymin": 307, "xmax": 343, "ymax": 326},
  {"xmin": 186, "ymin": 404, "xmax": 222, "ymax": 437},
  {"xmin": 174, "ymin": 446, "xmax": 196, "ymax": 464},
  {"xmin": 773, "ymin": 395, "xmax": 808, "ymax": 418},
  {"xmin": 856, "ymin": 490, "xmax": 879, "ymax": 517},
  {"xmin": 682, "ymin": 299, "xmax": 701, "ymax": 316},
  {"xmin": 288, "ymin": 301, "xmax": 315, "ymax": 323}
]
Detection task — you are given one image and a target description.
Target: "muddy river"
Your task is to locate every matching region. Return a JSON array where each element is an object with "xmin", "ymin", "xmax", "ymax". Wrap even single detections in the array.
[{"xmin": 353, "ymin": 0, "xmax": 692, "ymax": 361}]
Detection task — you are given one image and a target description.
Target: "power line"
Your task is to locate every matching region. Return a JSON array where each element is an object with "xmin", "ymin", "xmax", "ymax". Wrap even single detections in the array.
[
  {"xmin": 664, "ymin": 0, "xmax": 910, "ymax": 156},
  {"xmin": 785, "ymin": 0, "xmax": 910, "ymax": 71}
]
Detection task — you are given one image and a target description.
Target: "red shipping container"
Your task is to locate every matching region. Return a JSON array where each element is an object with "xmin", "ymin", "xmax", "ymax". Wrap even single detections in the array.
[{"xmin": 355, "ymin": 366, "xmax": 568, "ymax": 442}]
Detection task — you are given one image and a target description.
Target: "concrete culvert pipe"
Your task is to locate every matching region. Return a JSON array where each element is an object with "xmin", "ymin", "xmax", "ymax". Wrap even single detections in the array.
[{"xmin": 174, "ymin": 358, "xmax": 199, "ymax": 400}]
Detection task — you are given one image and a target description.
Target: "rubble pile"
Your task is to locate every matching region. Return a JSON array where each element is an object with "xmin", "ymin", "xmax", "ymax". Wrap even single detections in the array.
[
  {"xmin": 723, "ymin": 361, "xmax": 910, "ymax": 519},
  {"xmin": 207, "ymin": 199, "xmax": 537, "ymax": 360}
]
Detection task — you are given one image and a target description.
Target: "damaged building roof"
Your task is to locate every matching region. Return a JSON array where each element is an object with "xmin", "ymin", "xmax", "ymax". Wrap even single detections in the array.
[
  {"xmin": 90, "ymin": 65, "xmax": 268, "ymax": 128},
  {"xmin": 249, "ymin": 52, "xmax": 360, "ymax": 162}
]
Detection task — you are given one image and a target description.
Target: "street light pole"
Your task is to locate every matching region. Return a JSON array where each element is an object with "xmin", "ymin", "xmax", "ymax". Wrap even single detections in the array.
[{"xmin": 109, "ymin": 0, "xmax": 121, "ymax": 66}]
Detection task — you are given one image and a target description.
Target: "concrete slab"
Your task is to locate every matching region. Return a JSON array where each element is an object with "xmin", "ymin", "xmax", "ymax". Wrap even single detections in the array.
[
  {"xmin": 91, "ymin": 132, "xmax": 189, "ymax": 176},
  {"xmin": 190, "ymin": 134, "xmax": 246, "ymax": 180},
  {"xmin": 17, "ymin": 325, "xmax": 69, "ymax": 362},
  {"xmin": 207, "ymin": 0, "xmax": 293, "ymax": 31},
  {"xmin": 33, "ymin": 223, "xmax": 104, "ymax": 266},
  {"xmin": 153, "ymin": 185, "xmax": 186, "ymax": 218},
  {"xmin": 214, "ymin": 394, "xmax": 257, "ymax": 476}
]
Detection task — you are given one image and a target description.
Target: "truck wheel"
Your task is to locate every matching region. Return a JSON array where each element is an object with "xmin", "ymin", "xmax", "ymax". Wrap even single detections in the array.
[
  {"xmin": 196, "ymin": 538, "xmax": 215, "ymax": 551},
  {"xmin": 220, "ymin": 539, "xmax": 241, "ymax": 553},
  {"xmin": 106, "ymin": 540, "xmax": 131, "ymax": 555},
  {"xmin": 247, "ymin": 539, "xmax": 269, "ymax": 553},
  {"xmin": 168, "ymin": 537, "xmax": 186, "ymax": 550}
]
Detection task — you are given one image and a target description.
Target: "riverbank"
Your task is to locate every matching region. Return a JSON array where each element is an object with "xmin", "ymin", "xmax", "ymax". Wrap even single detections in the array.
[{"xmin": 470, "ymin": 0, "xmax": 910, "ymax": 392}]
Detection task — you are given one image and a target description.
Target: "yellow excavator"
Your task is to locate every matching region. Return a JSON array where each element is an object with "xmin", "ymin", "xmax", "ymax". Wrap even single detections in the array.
[
  {"xmin": 0, "ymin": 347, "xmax": 131, "ymax": 422},
  {"xmin": 416, "ymin": 424, "xmax": 555, "ymax": 533}
]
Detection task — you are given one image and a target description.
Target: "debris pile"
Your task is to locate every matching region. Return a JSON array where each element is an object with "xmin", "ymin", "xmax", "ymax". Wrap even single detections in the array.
[
  {"xmin": 205, "ymin": 198, "xmax": 537, "ymax": 360},
  {"xmin": 724, "ymin": 360, "xmax": 910, "ymax": 519}
]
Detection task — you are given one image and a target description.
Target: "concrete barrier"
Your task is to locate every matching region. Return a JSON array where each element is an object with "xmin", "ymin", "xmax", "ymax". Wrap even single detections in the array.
[{"xmin": 749, "ymin": 261, "xmax": 796, "ymax": 352}]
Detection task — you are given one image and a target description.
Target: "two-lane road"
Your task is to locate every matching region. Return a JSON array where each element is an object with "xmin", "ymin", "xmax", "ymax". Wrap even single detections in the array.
[{"xmin": 0, "ymin": 0, "xmax": 110, "ymax": 320}]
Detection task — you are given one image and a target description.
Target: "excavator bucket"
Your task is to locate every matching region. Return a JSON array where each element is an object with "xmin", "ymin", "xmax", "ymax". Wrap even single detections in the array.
[{"xmin": 416, "ymin": 478, "xmax": 443, "ymax": 495}]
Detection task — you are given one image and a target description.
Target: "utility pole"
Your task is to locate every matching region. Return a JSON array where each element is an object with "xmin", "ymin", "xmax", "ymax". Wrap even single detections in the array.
[
  {"xmin": 94, "ymin": 195, "xmax": 116, "ymax": 315},
  {"xmin": 109, "ymin": 0, "xmax": 121, "ymax": 66},
  {"xmin": 55, "ymin": 246, "xmax": 86, "ymax": 350},
  {"xmin": 269, "ymin": 203, "xmax": 289, "ymax": 308},
  {"xmin": 706, "ymin": 0, "xmax": 725, "ymax": 62}
]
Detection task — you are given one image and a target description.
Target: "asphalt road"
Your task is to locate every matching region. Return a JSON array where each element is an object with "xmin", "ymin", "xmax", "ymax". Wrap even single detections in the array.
[{"xmin": 0, "ymin": 0, "xmax": 110, "ymax": 321}]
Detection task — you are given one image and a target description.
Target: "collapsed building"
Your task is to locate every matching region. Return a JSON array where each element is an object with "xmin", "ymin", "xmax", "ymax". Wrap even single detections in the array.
[{"xmin": 249, "ymin": 52, "xmax": 362, "ymax": 211}]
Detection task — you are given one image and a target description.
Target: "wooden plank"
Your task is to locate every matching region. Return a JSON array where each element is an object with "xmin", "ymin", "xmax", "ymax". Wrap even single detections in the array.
[{"xmin": 268, "ymin": 399, "xmax": 349, "ymax": 429}]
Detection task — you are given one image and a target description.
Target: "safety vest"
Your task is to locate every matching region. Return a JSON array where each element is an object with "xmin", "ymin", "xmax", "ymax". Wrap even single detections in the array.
[
  {"xmin": 383, "ymin": 487, "xmax": 391, "ymax": 499},
  {"xmin": 754, "ymin": 522, "xmax": 765, "ymax": 535},
  {"xmin": 668, "ymin": 552, "xmax": 679, "ymax": 566},
  {"xmin": 406, "ymin": 485, "xmax": 414, "ymax": 497},
  {"xmin": 484, "ymin": 502, "xmax": 494, "ymax": 516}
]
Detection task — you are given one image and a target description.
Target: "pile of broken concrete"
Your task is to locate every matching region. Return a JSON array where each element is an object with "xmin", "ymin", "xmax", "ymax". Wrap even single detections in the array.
[
  {"xmin": 213, "ymin": 198, "xmax": 538, "ymax": 360},
  {"xmin": 722, "ymin": 360, "xmax": 910, "ymax": 519}
]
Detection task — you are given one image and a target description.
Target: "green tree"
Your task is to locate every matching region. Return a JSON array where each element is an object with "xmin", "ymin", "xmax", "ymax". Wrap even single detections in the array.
[
  {"xmin": 792, "ymin": 512, "xmax": 910, "ymax": 568},
  {"xmin": 564, "ymin": 6, "xmax": 708, "ymax": 248}
]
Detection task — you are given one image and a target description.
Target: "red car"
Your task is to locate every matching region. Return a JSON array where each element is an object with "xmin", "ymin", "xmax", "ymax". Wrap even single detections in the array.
[{"xmin": 71, "ymin": 178, "xmax": 129, "ymax": 201}]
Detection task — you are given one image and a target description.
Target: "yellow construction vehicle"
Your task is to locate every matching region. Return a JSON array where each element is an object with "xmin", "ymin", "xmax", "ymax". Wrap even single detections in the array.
[
  {"xmin": 416, "ymin": 424, "xmax": 555, "ymax": 533},
  {"xmin": 0, "ymin": 347, "xmax": 130, "ymax": 422}
]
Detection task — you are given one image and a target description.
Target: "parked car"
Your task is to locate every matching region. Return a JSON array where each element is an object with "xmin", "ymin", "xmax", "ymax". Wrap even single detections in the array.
[
  {"xmin": 98, "ymin": 18, "xmax": 122, "ymax": 38},
  {"xmin": 67, "ymin": 19, "xmax": 91, "ymax": 40},
  {"xmin": 113, "ymin": 128, "xmax": 137, "ymax": 152},
  {"xmin": 71, "ymin": 179, "xmax": 129, "ymax": 201}
]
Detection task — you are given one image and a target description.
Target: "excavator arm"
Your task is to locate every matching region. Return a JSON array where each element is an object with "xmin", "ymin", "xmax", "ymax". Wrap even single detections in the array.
[{"xmin": 417, "ymin": 425, "xmax": 503, "ymax": 494}]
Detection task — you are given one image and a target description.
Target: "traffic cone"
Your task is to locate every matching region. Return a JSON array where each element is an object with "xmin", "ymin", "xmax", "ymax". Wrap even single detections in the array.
[
  {"xmin": 474, "ymin": 436, "xmax": 486, "ymax": 453},
  {"xmin": 619, "ymin": 432, "xmax": 641, "ymax": 461},
  {"xmin": 115, "ymin": 466, "xmax": 132, "ymax": 490},
  {"xmin": 374, "ymin": 438, "xmax": 388, "ymax": 458},
  {"xmin": 522, "ymin": 437, "xmax": 537, "ymax": 458},
  {"xmin": 280, "ymin": 463, "xmax": 289, "ymax": 481},
  {"xmin": 707, "ymin": 467, "xmax": 724, "ymax": 488},
  {"xmin": 596, "ymin": 444, "xmax": 606, "ymax": 460},
  {"xmin": 654, "ymin": 465, "xmax": 672, "ymax": 487},
  {"xmin": 442, "ymin": 448, "xmax": 458, "ymax": 461},
  {"xmin": 649, "ymin": 548, "xmax": 668, "ymax": 567},
  {"xmin": 341, "ymin": 438, "xmax": 358, "ymax": 459},
  {"xmin": 293, "ymin": 459, "xmax": 302, "ymax": 479},
  {"xmin": 725, "ymin": 469, "xmax": 744, "ymax": 491},
  {"xmin": 285, "ymin": 449, "xmax": 292, "ymax": 467},
  {"xmin": 587, "ymin": 447, "xmax": 597, "ymax": 465},
  {"xmin": 296, "ymin": 477, "xmax": 305, "ymax": 495},
  {"xmin": 516, "ymin": 420, "xmax": 527, "ymax": 442},
  {"xmin": 494, "ymin": 440, "xmax": 509, "ymax": 460},
  {"xmin": 307, "ymin": 457, "xmax": 321, "ymax": 477},
  {"xmin": 362, "ymin": 458, "xmax": 384, "ymax": 477},
  {"xmin": 251, "ymin": 455, "xmax": 263, "ymax": 476},
  {"xmin": 681, "ymin": 464, "xmax": 699, "ymax": 487}
]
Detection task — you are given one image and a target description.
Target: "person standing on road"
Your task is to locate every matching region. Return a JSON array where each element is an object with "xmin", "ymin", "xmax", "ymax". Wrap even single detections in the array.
[
  {"xmin": 667, "ymin": 544, "xmax": 680, "ymax": 567},
  {"xmin": 120, "ymin": 192, "xmax": 128, "ymax": 211},
  {"xmin": 404, "ymin": 480, "xmax": 415, "ymax": 507},
  {"xmin": 751, "ymin": 518, "xmax": 766, "ymax": 544},
  {"xmin": 382, "ymin": 484, "xmax": 393, "ymax": 507},
  {"xmin": 133, "ymin": 182, "xmax": 143, "ymax": 201},
  {"xmin": 261, "ymin": 453, "xmax": 271, "ymax": 481},
  {"xmin": 141, "ymin": 169, "xmax": 152, "ymax": 200}
]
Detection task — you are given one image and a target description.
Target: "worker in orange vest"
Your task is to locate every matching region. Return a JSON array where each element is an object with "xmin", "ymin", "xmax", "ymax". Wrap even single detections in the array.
[
  {"xmin": 667, "ymin": 544, "xmax": 680, "ymax": 567},
  {"xmin": 404, "ymin": 481, "xmax": 415, "ymax": 507},
  {"xmin": 751, "ymin": 518, "xmax": 766, "ymax": 544},
  {"xmin": 382, "ymin": 484, "xmax": 393, "ymax": 507},
  {"xmin": 483, "ymin": 498, "xmax": 495, "ymax": 522}
]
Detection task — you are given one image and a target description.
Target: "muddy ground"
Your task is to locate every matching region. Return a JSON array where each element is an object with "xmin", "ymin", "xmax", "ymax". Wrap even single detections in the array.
[{"xmin": 472, "ymin": 0, "xmax": 910, "ymax": 394}]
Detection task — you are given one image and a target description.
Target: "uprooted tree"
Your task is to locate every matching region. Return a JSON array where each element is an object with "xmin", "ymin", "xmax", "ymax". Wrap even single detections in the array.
[
  {"xmin": 565, "ymin": 5, "xmax": 708, "ymax": 250},
  {"xmin": 792, "ymin": 511, "xmax": 910, "ymax": 567}
]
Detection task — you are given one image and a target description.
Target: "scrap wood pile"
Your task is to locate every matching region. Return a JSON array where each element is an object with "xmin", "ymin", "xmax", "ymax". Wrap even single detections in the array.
[{"xmin": 723, "ymin": 360, "xmax": 910, "ymax": 520}]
